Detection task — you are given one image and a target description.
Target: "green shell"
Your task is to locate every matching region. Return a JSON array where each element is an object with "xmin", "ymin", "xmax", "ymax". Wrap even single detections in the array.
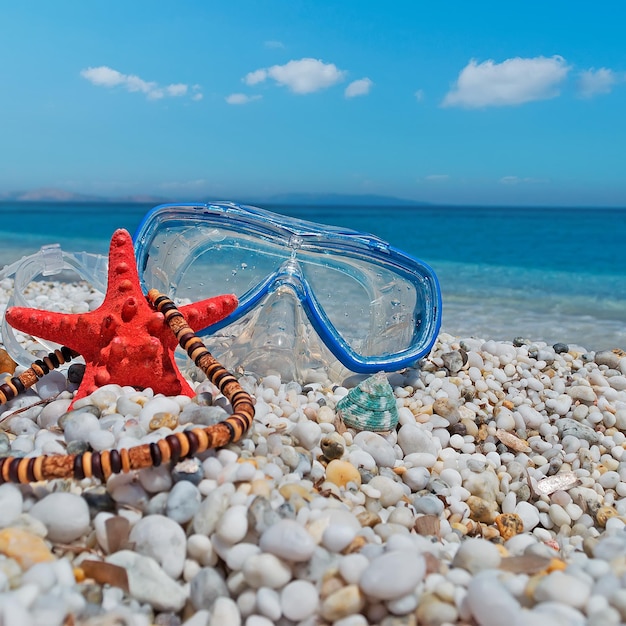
[{"xmin": 336, "ymin": 372, "xmax": 399, "ymax": 432}]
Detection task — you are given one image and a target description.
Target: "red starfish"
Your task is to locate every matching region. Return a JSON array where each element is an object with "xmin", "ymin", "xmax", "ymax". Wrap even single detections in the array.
[{"xmin": 6, "ymin": 229, "xmax": 237, "ymax": 402}]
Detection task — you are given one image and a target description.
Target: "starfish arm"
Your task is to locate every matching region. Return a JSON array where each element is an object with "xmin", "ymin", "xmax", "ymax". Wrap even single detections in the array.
[
  {"xmin": 5, "ymin": 308, "xmax": 92, "ymax": 354},
  {"xmin": 180, "ymin": 294, "xmax": 238, "ymax": 332}
]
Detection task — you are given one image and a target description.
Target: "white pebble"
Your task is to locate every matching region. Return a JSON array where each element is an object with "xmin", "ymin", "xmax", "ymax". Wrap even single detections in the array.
[
  {"xmin": 242, "ymin": 554, "xmax": 292, "ymax": 589},
  {"xmin": 209, "ymin": 596, "xmax": 241, "ymax": 626},
  {"xmin": 0, "ymin": 484, "xmax": 23, "ymax": 528},
  {"xmin": 216, "ymin": 505, "xmax": 249, "ymax": 544},
  {"xmin": 259, "ymin": 519, "xmax": 315, "ymax": 562},
  {"xmin": 29, "ymin": 492, "xmax": 90, "ymax": 543},
  {"xmin": 129, "ymin": 514, "xmax": 187, "ymax": 579},
  {"xmin": 280, "ymin": 580, "xmax": 319, "ymax": 621},
  {"xmin": 360, "ymin": 551, "xmax": 426, "ymax": 600}
]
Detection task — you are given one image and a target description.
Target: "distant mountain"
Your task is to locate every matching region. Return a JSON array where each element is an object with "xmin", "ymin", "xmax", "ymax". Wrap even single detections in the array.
[
  {"xmin": 264, "ymin": 192, "xmax": 430, "ymax": 207},
  {"xmin": 0, "ymin": 188, "xmax": 168, "ymax": 204},
  {"xmin": 0, "ymin": 187, "xmax": 431, "ymax": 207},
  {"xmin": 0, "ymin": 188, "xmax": 103, "ymax": 202}
]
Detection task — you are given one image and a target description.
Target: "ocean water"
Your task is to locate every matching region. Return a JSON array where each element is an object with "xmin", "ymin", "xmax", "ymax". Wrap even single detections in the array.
[{"xmin": 1, "ymin": 202, "xmax": 624, "ymax": 351}]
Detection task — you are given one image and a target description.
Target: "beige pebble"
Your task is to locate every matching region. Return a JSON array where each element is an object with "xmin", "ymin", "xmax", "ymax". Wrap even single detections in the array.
[
  {"xmin": 320, "ymin": 584, "xmax": 365, "ymax": 622},
  {"xmin": 325, "ymin": 460, "xmax": 362, "ymax": 488},
  {"xmin": 279, "ymin": 483, "xmax": 314, "ymax": 503},
  {"xmin": 596, "ymin": 506, "xmax": 618, "ymax": 528},
  {"xmin": 316, "ymin": 406, "xmax": 335, "ymax": 423},
  {"xmin": 149, "ymin": 412, "xmax": 178, "ymax": 431},
  {"xmin": 467, "ymin": 495, "xmax": 498, "ymax": 524}
]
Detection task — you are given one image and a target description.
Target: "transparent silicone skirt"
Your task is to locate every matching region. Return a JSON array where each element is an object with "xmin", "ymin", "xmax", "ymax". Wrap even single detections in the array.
[{"xmin": 133, "ymin": 202, "xmax": 442, "ymax": 382}]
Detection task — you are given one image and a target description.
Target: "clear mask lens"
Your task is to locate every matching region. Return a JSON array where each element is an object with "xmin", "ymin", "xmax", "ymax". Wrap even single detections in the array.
[{"xmin": 142, "ymin": 223, "xmax": 424, "ymax": 357}]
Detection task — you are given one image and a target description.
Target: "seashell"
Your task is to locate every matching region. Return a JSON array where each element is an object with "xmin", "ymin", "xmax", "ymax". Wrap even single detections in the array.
[
  {"xmin": 336, "ymin": 372, "xmax": 398, "ymax": 432},
  {"xmin": 495, "ymin": 429, "xmax": 531, "ymax": 453}
]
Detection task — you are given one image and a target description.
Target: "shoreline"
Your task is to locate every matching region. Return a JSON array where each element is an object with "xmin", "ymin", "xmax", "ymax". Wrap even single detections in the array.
[{"xmin": 0, "ymin": 284, "xmax": 626, "ymax": 624}]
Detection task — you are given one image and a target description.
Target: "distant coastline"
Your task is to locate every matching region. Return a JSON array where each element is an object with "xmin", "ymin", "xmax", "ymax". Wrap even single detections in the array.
[
  {"xmin": 0, "ymin": 187, "xmax": 426, "ymax": 207},
  {"xmin": 1, "ymin": 188, "xmax": 625, "ymax": 211}
]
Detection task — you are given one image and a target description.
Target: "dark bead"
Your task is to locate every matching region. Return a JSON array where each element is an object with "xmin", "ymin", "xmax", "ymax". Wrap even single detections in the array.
[
  {"xmin": 34, "ymin": 359, "xmax": 50, "ymax": 375},
  {"xmin": 185, "ymin": 430, "xmax": 200, "ymax": 457},
  {"xmin": 109, "ymin": 449, "xmax": 122, "ymax": 474},
  {"xmin": 149, "ymin": 442, "xmax": 162, "ymax": 467},
  {"xmin": 166, "ymin": 435, "xmax": 182, "ymax": 464},
  {"xmin": 223, "ymin": 420, "xmax": 236, "ymax": 442},
  {"xmin": 8, "ymin": 458, "xmax": 22, "ymax": 483},
  {"xmin": 10, "ymin": 377, "xmax": 25, "ymax": 394},
  {"xmin": 48, "ymin": 351, "xmax": 60, "ymax": 368},
  {"xmin": 0, "ymin": 383, "xmax": 15, "ymax": 401},
  {"xmin": 91, "ymin": 452, "xmax": 103, "ymax": 481},
  {"xmin": 73, "ymin": 454, "xmax": 85, "ymax": 480},
  {"xmin": 26, "ymin": 458, "xmax": 37, "ymax": 482}
]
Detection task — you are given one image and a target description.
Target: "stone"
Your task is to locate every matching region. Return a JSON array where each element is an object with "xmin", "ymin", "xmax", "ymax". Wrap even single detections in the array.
[
  {"xmin": 29, "ymin": 492, "xmax": 90, "ymax": 543},
  {"xmin": 495, "ymin": 513, "xmax": 524, "ymax": 540},
  {"xmin": 166, "ymin": 480, "xmax": 201, "ymax": 524},
  {"xmin": 441, "ymin": 350, "xmax": 466, "ymax": 374},
  {"xmin": 397, "ymin": 423, "xmax": 438, "ymax": 456},
  {"xmin": 242, "ymin": 553, "xmax": 292, "ymax": 589},
  {"xmin": 432, "ymin": 398, "xmax": 461, "ymax": 425},
  {"xmin": 466, "ymin": 571, "xmax": 521, "ymax": 626},
  {"xmin": 216, "ymin": 505, "xmax": 249, "ymax": 545},
  {"xmin": 452, "ymin": 538, "xmax": 501, "ymax": 573},
  {"xmin": 259, "ymin": 519, "xmax": 316, "ymax": 562},
  {"xmin": 107, "ymin": 550, "xmax": 188, "ymax": 612},
  {"xmin": 280, "ymin": 580, "xmax": 319, "ymax": 621},
  {"xmin": 320, "ymin": 584, "xmax": 365, "ymax": 622},
  {"xmin": 533, "ymin": 571, "xmax": 591, "ymax": 609},
  {"xmin": 60, "ymin": 410, "xmax": 101, "ymax": 443},
  {"xmin": 566, "ymin": 385, "xmax": 597, "ymax": 404},
  {"xmin": 415, "ymin": 593, "xmax": 459, "ymax": 626},
  {"xmin": 190, "ymin": 567, "xmax": 229, "ymax": 610},
  {"xmin": 0, "ymin": 527, "xmax": 55, "ymax": 569},
  {"xmin": 366, "ymin": 476, "xmax": 406, "ymax": 507},
  {"xmin": 209, "ymin": 597, "xmax": 241, "ymax": 626},
  {"xmin": 514, "ymin": 501, "xmax": 541, "ymax": 531},
  {"xmin": 359, "ymin": 551, "xmax": 426, "ymax": 600},
  {"xmin": 326, "ymin": 460, "xmax": 362, "ymax": 488},
  {"xmin": 128, "ymin": 514, "xmax": 187, "ymax": 579},
  {"xmin": 0, "ymin": 484, "xmax": 23, "ymax": 528},
  {"xmin": 352, "ymin": 431, "xmax": 397, "ymax": 467},
  {"xmin": 556, "ymin": 418, "xmax": 602, "ymax": 444}
]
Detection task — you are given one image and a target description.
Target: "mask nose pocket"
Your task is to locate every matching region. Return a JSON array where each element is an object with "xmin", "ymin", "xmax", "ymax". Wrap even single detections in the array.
[{"xmin": 198, "ymin": 260, "xmax": 348, "ymax": 382}]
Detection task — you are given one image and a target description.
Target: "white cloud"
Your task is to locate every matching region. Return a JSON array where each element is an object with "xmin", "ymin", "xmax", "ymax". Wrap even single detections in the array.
[
  {"xmin": 499, "ymin": 176, "xmax": 549, "ymax": 185},
  {"xmin": 345, "ymin": 78, "xmax": 373, "ymax": 98},
  {"xmin": 265, "ymin": 40, "xmax": 285, "ymax": 49},
  {"xmin": 80, "ymin": 66, "xmax": 201, "ymax": 101},
  {"xmin": 244, "ymin": 58, "xmax": 346, "ymax": 94},
  {"xmin": 578, "ymin": 67, "xmax": 619, "ymax": 98},
  {"xmin": 425, "ymin": 174, "xmax": 450, "ymax": 182},
  {"xmin": 225, "ymin": 93, "xmax": 262, "ymax": 105},
  {"xmin": 244, "ymin": 69, "xmax": 268, "ymax": 85},
  {"xmin": 442, "ymin": 56, "xmax": 570, "ymax": 108},
  {"xmin": 414, "ymin": 89, "xmax": 424, "ymax": 102}
]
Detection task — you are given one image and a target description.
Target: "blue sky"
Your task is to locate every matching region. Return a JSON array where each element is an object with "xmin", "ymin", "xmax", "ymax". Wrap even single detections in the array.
[{"xmin": 1, "ymin": 2, "xmax": 625, "ymax": 206}]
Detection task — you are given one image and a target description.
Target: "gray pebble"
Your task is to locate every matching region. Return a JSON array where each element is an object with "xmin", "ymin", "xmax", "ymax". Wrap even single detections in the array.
[
  {"xmin": 166, "ymin": 480, "xmax": 201, "ymax": 523},
  {"xmin": 189, "ymin": 567, "xmax": 230, "ymax": 611}
]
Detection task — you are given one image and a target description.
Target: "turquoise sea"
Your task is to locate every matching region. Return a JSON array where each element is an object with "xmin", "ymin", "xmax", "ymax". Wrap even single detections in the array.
[{"xmin": 1, "ymin": 202, "xmax": 625, "ymax": 351}]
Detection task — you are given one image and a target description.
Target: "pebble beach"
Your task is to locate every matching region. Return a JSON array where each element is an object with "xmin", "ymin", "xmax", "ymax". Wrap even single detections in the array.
[{"xmin": 1, "ymin": 280, "xmax": 626, "ymax": 626}]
